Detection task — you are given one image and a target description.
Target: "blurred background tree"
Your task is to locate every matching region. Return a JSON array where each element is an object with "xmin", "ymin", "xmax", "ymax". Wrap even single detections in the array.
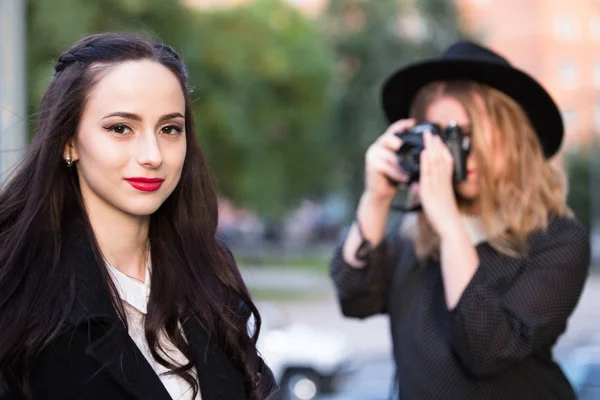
[
  {"xmin": 566, "ymin": 140, "xmax": 600, "ymax": 234},
  {"xmin": 567, "ymin": 150, "xmax": 591, "ymax": 231},
  {"xmin": 27, "ymin": 0, "xmax": 192, "ymax": 105},
  {"xmin": 185, "ymin": 0, "xmax": 335, "ymax": 220}
]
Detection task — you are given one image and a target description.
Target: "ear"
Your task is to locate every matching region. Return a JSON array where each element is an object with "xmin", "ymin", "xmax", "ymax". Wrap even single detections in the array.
[{"xmin": 63, "ymin": 138, "xmax": 79, "ymax": 162}]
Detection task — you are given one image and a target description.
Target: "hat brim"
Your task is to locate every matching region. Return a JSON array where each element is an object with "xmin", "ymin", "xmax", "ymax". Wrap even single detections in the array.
[{"xmin": 381, "ymin": 59, "xmax": 564, "ymax": 158}]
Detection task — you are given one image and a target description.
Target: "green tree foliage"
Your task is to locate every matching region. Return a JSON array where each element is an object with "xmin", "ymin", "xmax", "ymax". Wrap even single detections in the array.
[
  {"xmin": 26, "ymin": 0, "xmax": 334, "ymax": 219},
  {"xmin": 413, "ymin": 0, "xmax": 468, "ymax": 55},
  {"xmin": 566, "ymin": 148, "xmax": 596, "ymax": 232},
  {"xmin": 27, "ymin": 0, "xmax": 191, "ymax": 104},
  {"xmin": 184, "ymin": 0, "xmax": 334, "ymax": 219}
]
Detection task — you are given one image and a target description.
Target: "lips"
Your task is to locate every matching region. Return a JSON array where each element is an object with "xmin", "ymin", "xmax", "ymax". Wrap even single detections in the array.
[{"xmin": 124, "ymin": 177, "xmax": 164, "ymax": 192}]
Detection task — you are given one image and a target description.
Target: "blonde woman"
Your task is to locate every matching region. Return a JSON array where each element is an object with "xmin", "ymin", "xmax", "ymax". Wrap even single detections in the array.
[{"xmin": 331, "ymin": 41, "xmax": 590, "ymax": 399}]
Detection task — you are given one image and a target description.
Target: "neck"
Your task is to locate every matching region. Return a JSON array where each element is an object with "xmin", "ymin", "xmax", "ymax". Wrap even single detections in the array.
[
  {"xmin": 457, "ymin": 196, "xmax": 481, "ymax": 216},
  {"xmin": 85, "ymin": 202, "xmax": 150, "ymax": 283}
]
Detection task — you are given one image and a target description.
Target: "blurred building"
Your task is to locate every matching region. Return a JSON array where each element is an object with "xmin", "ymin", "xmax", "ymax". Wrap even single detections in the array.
[{"xmin": 457, "ymin": 0, "xmax": 600, "ymax": 149}]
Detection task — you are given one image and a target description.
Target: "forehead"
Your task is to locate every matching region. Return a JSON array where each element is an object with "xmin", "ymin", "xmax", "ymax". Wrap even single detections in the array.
[
  {"xmin": 85, "ymin": 60, "xmax": 185, "ymax": 115},
  {"xmin": 424, "ymin": 95, "xmax": 470, "ymax": 127}
]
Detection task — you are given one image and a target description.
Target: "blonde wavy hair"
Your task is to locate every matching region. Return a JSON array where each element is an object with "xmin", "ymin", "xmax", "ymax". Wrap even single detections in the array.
[{"xmin": 401, "ymin": 81, "xmax": 571, "ymax": 260}]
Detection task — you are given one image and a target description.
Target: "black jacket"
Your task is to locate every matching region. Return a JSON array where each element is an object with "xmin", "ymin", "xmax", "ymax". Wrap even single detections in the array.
[
  {"xmin": 331, "ymin": 215, "xmax": 590, "ymax": 400},
  {"xmin": 15, "ymin": 219, "xmax": 276, "ymax": 400}
]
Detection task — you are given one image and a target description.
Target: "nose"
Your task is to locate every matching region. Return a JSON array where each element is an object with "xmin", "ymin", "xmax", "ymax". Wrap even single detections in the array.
[{"xmin": 136, "ymin": 130, "xmax": 163, "ymax": 168}]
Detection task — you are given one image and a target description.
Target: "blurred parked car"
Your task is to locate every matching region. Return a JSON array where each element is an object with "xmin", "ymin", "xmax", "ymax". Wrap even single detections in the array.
[
  {"xmin": 256, "ymin": 304, "xmax": 356, "ymax": 400},
  {"xmin": 558, "ymin": 340, "xmax": 600, "ymax": 399}
]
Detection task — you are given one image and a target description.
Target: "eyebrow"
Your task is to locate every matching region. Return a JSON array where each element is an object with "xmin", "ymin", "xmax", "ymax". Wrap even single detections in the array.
[
  {"xmin": 457, "ymin": 123, "xmax": 472, "ymax": 131},
  {"xmin": 102, "ymin": 112, "xmax": 185, "ymax": 123}
]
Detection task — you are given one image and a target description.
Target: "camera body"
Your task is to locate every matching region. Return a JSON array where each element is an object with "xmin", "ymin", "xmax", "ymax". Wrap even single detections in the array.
[{"xmin": 394, "ymin": 121, "xmax": 471, "ymax": 184}]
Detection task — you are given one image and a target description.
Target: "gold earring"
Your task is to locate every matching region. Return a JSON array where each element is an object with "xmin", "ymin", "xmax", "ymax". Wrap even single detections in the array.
[{"xmin": 65, "ymin": 154, "xmax": 73, "ymax": 167}]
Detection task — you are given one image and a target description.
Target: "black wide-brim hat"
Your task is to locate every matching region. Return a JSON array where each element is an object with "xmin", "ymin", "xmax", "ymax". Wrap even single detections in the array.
[{"xmin": 381, "ymin": 40, "xmax": 563, "ymax": 158}]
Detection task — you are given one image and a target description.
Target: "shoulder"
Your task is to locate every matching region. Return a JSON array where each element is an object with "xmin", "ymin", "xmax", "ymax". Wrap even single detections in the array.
[
  {"xmin": 529, "ymin": 215, "xmax": 590, "ymax": 251},
  {"xmin": 525, "ymin": 215, "xmax": 591, "ymax": 277}
]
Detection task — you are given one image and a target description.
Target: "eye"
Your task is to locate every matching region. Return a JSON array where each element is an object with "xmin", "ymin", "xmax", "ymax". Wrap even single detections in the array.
[
  {"xmin": 161, "ymin": 125, "xmax": 183, "ymax": 135},
  {"xmin": 104, "ymin": 124, "xmax": 131, "ymax": 135},
  {"xmin": 459, "ymin": 126, "xmax": 472, "ymax": 137}
]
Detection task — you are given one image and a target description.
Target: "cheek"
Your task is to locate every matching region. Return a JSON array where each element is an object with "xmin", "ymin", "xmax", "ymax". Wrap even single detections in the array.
[
  {"xmin": 456, "ymin": 180, "xmax": 480, "ymax": 199},
  {"xmin": 80, "ymin": 148, "xmax": 124, "ymax": 172},
  {"xmin": 172, "ymin": 141, "xmax": 186, "ymax": 167},
  {"xmin": 163, "ymin": 140, "xmax": 187, "ymax": 178},
  {"xmin": 75, "ymin": 132, "xmax": 129, "ymax": 180}
]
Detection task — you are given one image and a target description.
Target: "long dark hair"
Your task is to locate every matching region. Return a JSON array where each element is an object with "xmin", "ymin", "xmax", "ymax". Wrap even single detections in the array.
[{"xmin": 0, "ymin": 32, "xmax": 274, "ymax": 399}]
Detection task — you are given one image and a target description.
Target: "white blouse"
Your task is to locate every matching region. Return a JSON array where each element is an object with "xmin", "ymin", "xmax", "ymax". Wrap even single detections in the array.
[
  {"xmin": 106, "ymin": 262, "xmax": 202, "ymax": 400},
  {"xmin": 461, "ymin": 213, "xmax": 505, "ymax": 245},
  {"xmin": 461, "ymin": 213, "xmax": 488, "ymax": 245}
]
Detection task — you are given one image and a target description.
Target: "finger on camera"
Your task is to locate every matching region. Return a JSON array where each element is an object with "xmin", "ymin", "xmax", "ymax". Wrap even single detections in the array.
[
  {"xmin": 382, "ymin": 158, "xmax": 409, "ymax": 182},
  {"xmin": 425, "ymin": 134, "xmax": 446, "ymax": 159},
  {"xmin": 419, "ymin": 150, "xmax": 430, "ymax": 176},
  {"xmin": 373, "ymin": 159, "xmax": 407, "ymax": 183},
  {"xmin": 367, "ymin": 147, "xmax": 396, "ymax": 170},
  {"xmin": 379, "ymin": 133, "xmax": 403, "ymax": 151},
  {"xmin": 431, "ymin": 137, "xmax": 451, "ymax": 163},
  {"xmin": 383, "ymin": 118, "xmax": 416, "ymax": 137},
  {"xmin": 423, "ymin": 130, "xmax": 434, "ymax": 147},
  {"xmin": 373, "ymin": 146, "xmax": 402, "ymax": 166}
]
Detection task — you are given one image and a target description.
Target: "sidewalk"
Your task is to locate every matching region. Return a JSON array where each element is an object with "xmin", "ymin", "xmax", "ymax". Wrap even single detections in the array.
[{"xmin": 240, "ymin": 266, "xmax": 332, "ymax": 292}]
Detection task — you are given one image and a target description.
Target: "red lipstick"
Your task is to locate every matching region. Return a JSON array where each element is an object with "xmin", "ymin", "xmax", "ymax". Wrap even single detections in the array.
[{"xmin": 124, "ymin": 177, "xmax": 164, "ymax": 192}]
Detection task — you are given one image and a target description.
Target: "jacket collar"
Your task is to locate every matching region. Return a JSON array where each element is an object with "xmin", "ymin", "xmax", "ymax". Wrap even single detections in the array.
[{"xmin": 62, "ymin": 215, "xmax": 247, "ymax": 400}]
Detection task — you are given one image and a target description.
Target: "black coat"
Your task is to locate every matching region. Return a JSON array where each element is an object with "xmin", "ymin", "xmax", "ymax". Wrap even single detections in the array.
[
  {"xmin": 331, "ymin": 215, "xmax": 590, "ymax": 400},
  {"xmin": 19, "ymin": 220, "xmax": 276, "ymax": 400}
]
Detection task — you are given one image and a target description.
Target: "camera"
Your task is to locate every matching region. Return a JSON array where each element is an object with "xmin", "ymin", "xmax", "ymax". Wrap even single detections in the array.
[{"xmin": 394, "ymin": 121, "xmax": 471, "ymax": 184}]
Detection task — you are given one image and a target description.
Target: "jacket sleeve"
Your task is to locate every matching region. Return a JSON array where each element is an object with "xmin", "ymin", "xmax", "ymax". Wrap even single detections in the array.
[
  {"xmin": 449, "ymin": 217, "xmax": 591, "ymax": 377},
  {"xmin": 329, "ymin": 227, "xmax": 405, "ymax": 319}
]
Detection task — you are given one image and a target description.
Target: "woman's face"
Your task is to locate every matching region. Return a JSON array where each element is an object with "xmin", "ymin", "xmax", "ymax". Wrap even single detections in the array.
[
  {"xmin": 424, "ymin": 94, "xmax": 504, "ymax": 202},
  {"xmin": 67, "ymin": 60, "xmax": 187, "ymax": 219}
]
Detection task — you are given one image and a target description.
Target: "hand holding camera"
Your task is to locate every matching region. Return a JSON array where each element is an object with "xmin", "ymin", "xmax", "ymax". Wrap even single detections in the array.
[
  {"xmin": 364, "ymin": 119, "xmax": 471, "ymax": 235},
  {"xmin": 417, "ymin": 130, "xmax": 465, "ymax": 237},
  {"xmin": 394, "ymin": 121, "xmax": 471, "ymax": 185},
  {"xmin": 364, "ymin": 119, "xmax": 415, "ymax": 204}
]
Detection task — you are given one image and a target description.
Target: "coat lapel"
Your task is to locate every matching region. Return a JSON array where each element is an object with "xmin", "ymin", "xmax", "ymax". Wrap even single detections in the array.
[
  {"xmin": 64, "ymin": 217, "xmax": 172, "ymax": 400},
  {"xmin": 86, "ymin": 321, "xmax": 173, "ymax": 400},
  {"xmin": 183, "ymin": 318, "xmax": 247, "ymax": 400}
]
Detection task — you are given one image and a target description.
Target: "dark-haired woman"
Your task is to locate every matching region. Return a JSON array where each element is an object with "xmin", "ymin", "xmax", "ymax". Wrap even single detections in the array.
[{"xmin": 0, "ymin": 32, "xmax": 277, "ymax": 400}]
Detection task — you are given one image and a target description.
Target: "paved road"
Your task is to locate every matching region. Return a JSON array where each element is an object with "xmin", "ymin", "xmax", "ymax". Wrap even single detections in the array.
[
  {"xmin": 320, "ymin": 356, "xmax": 395, "ymax": 400},
  {"xmin": 241, "ymin": 267, "xmax": 333, "ymax": 292}
]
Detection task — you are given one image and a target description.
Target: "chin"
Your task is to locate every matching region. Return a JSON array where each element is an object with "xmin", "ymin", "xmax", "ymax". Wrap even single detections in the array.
[
  {"xmin": 119, "ymin": 199, "xmax": 167, "ymax": 217},
  {"xmin": 456, "ymin": 182, "xmax": 480, "ymax": 201}
]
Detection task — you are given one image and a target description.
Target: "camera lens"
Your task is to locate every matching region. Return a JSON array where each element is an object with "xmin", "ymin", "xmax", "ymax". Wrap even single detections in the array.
[
  {"xmin": 397, "ymin": 144, "xmax": 420, "ymax": 166},
  {"xmin": 397, "ymin": 140, "xmax": 423, "ymax": 180},
  {"xmin": 394, "ymin": 122, "xmax": 437, "ymax": 183}
]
